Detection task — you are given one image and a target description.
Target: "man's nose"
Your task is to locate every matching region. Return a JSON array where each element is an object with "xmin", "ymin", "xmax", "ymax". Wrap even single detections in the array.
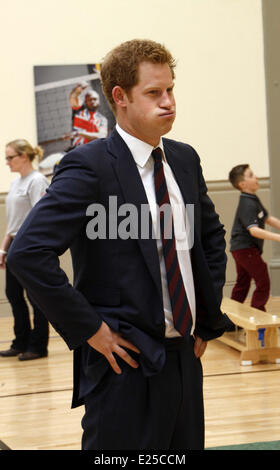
[{"xmin": 160, "ymin": 91, "xmax": 173, "ymax": 108}]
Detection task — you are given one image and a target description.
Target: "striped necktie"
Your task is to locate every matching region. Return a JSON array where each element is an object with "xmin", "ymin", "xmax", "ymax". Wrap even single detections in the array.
[{"xmin": 152, "ymin": 147, "xmax": 192, "ymax": 338}]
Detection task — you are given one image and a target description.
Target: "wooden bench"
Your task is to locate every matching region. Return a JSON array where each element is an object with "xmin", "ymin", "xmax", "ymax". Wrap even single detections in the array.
[{"xmin": 219, "ymin": 297, "xmax": 280, "ymax": 365}]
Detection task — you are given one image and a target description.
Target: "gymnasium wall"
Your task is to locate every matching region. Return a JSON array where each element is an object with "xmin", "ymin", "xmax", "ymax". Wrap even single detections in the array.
[
  {"xmin": 0, "ymin": 0, "xmax": 274, "ymax": 304},
  {"xmin": 0, "ymin": 0, "xmax": 268, "ymax": 188}
]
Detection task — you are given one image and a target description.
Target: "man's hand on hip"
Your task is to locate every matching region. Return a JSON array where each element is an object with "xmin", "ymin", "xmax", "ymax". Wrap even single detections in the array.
[
  {"xmin": 87, "ymin": 321, "xmax": 140, "ymax": 374},
  {"xmin": 194, "ymin": 336, "xmax": 207, "ymax": 358}
]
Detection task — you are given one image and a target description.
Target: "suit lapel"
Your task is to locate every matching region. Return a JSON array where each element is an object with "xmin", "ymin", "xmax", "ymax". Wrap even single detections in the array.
[
  {"xmin": 163, "ymin": 139, "xmax": 201, "ymax": 260},
  {"xmin": 107, "ymin": 129, "xmax": 163, "ymax": 299},
  {"xmin": 163, "ymin": 141, "xmax": 195, "ymax": 204}
]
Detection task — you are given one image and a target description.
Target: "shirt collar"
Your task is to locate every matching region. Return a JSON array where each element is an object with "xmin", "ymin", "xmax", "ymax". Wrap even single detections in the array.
[
  {"xmin": 241, "ymin": 192, "xmax": 258, "ymax": 199},
  {"xmin": 116, "ymin": 123, "xmax": 165, "ymax": 168}
]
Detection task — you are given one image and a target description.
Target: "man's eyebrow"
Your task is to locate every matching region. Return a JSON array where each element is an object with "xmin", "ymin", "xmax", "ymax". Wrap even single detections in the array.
[{"xmin": 144, "ymin": 83, "xmax": 174, "ymax": 91}]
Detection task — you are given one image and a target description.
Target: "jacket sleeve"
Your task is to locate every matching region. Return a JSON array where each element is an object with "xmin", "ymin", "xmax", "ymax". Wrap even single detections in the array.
[
  {"xmin": 198, "ymin": 158, "xmax": 227, "ymax": 306},
  {"xmin": 7, "ymin": 149, "xmax": 103, "ymax": 350},
  {"xmin": 192, "ymin": 148, "xmax": 228, "ymax": 340}
]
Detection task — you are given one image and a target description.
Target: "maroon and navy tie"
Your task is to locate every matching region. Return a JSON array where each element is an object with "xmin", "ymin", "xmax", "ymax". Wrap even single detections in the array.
[{"xmin": 152, "ymin": 147, "xmax": 193, "ymax": 338}]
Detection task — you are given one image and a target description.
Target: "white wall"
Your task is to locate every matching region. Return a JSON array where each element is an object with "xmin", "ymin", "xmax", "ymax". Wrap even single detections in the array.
[{"xmin": 0, "ymin": 0, "xmax": 268, "ymax": 190}]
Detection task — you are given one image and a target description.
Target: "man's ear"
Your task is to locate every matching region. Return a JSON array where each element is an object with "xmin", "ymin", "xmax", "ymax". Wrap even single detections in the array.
[{"xmin": 112, "ymin": 86, "xmax": 128, "ymax": 109}]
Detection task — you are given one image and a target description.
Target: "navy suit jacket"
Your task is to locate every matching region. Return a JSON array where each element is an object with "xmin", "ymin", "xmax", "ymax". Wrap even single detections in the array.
[{"xmin": 7, "ymin": 128, "xmax": 227, "ymax": 407}]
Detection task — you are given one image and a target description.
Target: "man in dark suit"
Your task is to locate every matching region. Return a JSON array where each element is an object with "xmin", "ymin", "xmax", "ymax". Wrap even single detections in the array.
[{"xmin": 7, "ymin": 39, "xmax": 227, "ymax": 450}]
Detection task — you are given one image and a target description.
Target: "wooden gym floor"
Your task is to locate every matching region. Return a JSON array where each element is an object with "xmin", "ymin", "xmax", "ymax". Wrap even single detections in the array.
[{"xmin": 1, "ymin": 298, "xmax": 280, "ymax": 450}]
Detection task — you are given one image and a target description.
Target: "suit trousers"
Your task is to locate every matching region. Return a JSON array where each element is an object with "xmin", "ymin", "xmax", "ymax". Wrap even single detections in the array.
[
  {"xmin": 5, "ymin": 262, "xmax": 49, "ymax": 354},
  {"xmin": 81, "ymin": 336, "xmax": 204, "ymax": 450}
]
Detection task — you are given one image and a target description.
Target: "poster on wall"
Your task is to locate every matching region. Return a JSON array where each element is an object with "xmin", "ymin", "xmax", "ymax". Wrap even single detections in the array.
[{"xmin": 33, "ymin": 64, "xmax": 115, "ymax": 175}]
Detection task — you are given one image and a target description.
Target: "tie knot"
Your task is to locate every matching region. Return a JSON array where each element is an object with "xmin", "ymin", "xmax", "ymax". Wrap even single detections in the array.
[{"xmin": 152, "ymin": 147, "xmax": 163, "ymax": 163}]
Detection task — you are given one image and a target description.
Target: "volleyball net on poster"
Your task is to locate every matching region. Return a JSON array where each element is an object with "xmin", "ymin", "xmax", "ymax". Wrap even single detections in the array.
[{"xmin": 34, "ymin": 72, "xmax": 100, "ymax": 149}]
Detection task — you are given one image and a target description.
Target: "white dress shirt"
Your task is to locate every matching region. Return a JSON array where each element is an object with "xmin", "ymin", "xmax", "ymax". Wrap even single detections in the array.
[{"xmin": 116, "ymin": 124, "xmax": 196, "ymax": 337}]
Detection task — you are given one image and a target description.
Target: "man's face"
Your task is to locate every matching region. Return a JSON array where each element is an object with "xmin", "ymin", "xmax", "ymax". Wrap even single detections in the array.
[
  {"xmin": 240, "ymin": 167, "xmax": 259, "ymax": 193},
  {"xmin": 85, "ymin": 92, "xmax": 100, "ymax": 111},
  {"xmin": 119, "ymin": 61, "xmax": 176, "ymax": 146}
]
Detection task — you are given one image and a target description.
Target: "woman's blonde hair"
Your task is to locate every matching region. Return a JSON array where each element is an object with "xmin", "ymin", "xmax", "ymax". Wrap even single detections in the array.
[{"xmin": 6, "ymin": 139, "xmax": 44, "ymax": 162}]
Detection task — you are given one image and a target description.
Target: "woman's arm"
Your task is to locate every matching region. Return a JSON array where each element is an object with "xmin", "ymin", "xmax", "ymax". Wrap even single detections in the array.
[{"xmin": 0, "ymin": 232, "xmax": 13, "ymax": 269}]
